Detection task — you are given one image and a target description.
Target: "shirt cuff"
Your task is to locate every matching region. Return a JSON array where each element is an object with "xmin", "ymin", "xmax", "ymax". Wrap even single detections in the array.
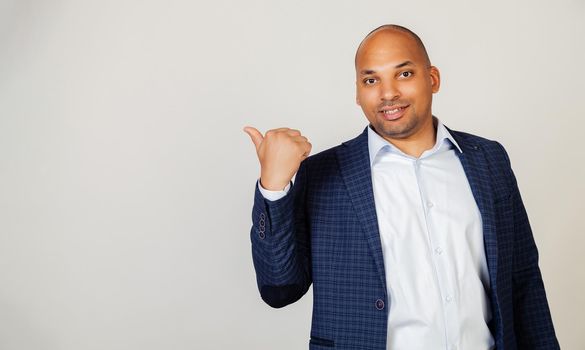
[{"xmin": 257, "ymin": 179, "xmax": 291, "ymax": 201}]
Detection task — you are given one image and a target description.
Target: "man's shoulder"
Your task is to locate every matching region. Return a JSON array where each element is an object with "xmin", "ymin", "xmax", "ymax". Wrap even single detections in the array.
[
  {"xmin": 448, "ymin": 127, "xmax": 509, "ymax": 155},
  {"xmin": 447, "ymin": 127, "xmax": 499, "ymax": 147},
  {"xmin": 447, "ymin": 127, "xmax": 514, "ymax": 174},
  {"xmin": 303, "ymin": 143, "xmax": 344, "ymax": 169}
]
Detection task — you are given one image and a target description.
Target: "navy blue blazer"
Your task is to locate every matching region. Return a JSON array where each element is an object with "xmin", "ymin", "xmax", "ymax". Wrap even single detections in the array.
[{"xmin": 250, "ymin": 126, "xmax": 559, "ymax": 350}]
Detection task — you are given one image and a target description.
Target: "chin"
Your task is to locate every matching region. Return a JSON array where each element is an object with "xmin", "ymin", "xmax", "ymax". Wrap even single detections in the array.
[{"xmin": 378, "ymin": 122, "xmax": 418, "ymax": 139}]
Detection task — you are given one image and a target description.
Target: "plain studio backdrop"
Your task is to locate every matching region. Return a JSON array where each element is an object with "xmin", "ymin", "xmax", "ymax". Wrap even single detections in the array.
[{"xmin": 0, "ymin": 0, "xmax": 583, "ymax": 349}]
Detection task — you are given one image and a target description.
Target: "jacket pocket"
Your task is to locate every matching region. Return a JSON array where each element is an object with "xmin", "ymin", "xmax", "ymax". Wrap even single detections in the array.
[{"xmin": 309, "ymin": 335, "xmax": 334, "ymax": 347}]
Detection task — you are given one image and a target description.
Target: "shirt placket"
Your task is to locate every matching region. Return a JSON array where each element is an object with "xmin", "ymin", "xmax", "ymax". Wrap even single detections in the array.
[{"xmin": 412, "ymin": 156, "xmax": 460, "ymax": 350}]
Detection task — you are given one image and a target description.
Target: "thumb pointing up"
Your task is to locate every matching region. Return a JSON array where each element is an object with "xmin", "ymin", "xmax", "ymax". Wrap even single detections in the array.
[{"xmin": 243, "ymin": 126, "xmax": 264, "ymax": 151}]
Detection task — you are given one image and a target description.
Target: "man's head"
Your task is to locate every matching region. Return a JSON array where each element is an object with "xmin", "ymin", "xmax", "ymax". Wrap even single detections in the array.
[{"xmin": 355, "ymin": 25, "xmax": 440, "ymax": 142}]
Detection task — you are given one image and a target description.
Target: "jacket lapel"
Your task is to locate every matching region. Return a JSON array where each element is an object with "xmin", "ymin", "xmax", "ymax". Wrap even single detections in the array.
[
  {"xmin": 335, "ymin": 127, "xmax": 387, "ymax": 292},
  {"xmin": 448, "ymin": 128, "xmax": 499, "ymax": 294}
]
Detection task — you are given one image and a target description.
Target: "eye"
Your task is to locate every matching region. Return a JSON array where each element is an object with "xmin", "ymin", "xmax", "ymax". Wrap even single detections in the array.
[
  {"xmin": 363, "ymin": 78, "xmax": 377, "ymax": 85},
  {"xmin": 399, "ymin": 71, "xmax": 413, "ymax": 78}
]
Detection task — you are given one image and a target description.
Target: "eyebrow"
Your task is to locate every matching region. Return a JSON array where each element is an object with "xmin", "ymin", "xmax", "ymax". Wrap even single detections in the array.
[
  {"xmin": 395, "ymin": 60, "xmax": 414, "ymax": 69},
  {"xmin": 359, "ymin": 61, "xmax": 415, "ymax": 75}
]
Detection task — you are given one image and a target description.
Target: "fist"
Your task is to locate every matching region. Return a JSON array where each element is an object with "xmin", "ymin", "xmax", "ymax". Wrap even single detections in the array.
[{"xmin": 243, "ymin": 126, "xmax": 312, "ymax": 191}]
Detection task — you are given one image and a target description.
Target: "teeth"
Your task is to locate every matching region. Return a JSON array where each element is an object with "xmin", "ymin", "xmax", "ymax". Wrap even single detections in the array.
[{"xmin": 383, "ymin": 108, "xmax": 400, "ymax": 114}]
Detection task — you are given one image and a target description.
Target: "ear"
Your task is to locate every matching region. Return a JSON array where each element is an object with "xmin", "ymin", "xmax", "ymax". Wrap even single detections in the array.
[
  {"xmin": 355, "ymin": 81, "xmax": 361, "ymax": 106},
  {"xmin": 429, "ymin": 66, "xmax": 441, "ymax": 93}
]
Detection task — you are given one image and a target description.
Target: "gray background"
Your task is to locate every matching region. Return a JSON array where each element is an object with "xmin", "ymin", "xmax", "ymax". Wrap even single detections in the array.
[{"xmin": 0, "ymin": 0, "xmax": 583, "ymax": 349}]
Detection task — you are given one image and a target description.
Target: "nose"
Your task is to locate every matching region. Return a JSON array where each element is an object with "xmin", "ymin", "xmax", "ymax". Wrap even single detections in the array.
[{"xmin": 380, "ymin": 80, "xmax": 400, "ymax": 101}]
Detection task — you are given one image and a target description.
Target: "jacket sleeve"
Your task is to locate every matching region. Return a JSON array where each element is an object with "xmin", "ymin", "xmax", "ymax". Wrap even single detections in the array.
[
  {"xmin": 249, "ymin": 160, "xmax": 312, "ymax": 308},
  {"xmin": 497, "ymin": 143, "xmax": 560, "ymax": 349}
]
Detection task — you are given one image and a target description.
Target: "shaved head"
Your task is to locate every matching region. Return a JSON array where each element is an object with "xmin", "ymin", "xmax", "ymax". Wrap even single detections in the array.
[{"xmin": 355, "ymin": 25, "xmax": 431, "ymax": 68}]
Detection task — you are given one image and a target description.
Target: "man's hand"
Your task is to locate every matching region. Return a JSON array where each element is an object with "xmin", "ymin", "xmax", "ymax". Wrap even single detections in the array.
[{"xmin": 243, "ymin": 126, "xmax": 312, "ymax": 191}]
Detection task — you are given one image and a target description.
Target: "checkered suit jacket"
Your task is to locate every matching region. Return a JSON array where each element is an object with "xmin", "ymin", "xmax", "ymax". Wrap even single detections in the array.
[{"xmin": 250, "ymin": 126, "xmax": 559, "ymax": 350}]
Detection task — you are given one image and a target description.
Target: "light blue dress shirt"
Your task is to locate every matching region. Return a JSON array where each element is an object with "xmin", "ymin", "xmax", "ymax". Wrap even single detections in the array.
[{"xmin": 367, "ymin": 120, "xmax": 494, "ymax": 350}]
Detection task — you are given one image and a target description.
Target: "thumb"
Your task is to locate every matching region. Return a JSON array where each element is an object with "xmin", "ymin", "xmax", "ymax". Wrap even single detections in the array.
[{"xmin": 243, "ymin": 126, "xmax": 264, "ymax": 151}]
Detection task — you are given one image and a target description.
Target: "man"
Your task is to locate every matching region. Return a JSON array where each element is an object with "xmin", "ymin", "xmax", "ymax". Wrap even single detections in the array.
[{"xmin": 244, "ymin": 25, "xmax": 559, "ymax": 350}]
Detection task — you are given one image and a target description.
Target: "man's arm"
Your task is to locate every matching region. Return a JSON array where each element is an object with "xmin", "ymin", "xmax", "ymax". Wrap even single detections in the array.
[
  {"xmin": 498, "ymin": 143, "xmax": 560, "ymax": 349},
  {"xmin": 250, "ymin": 161, "xmax": 312, "ymax": 308},
  {"xmin": 244, "ymin": 127, "xmax": 313, "ymax": 308}
]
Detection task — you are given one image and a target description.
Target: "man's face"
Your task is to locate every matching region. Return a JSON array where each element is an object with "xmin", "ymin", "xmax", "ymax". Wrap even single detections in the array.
[{"xmin": 355, "ymin": 30, "xmax": 440, "ymax": 141}]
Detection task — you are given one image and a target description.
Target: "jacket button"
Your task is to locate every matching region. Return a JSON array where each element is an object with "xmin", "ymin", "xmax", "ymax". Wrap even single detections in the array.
[
  {"xmin": 258, "ymin": 231, "xmax": 265, "ymax": 239},
  {"xmin": 260, "ymin": 213, "xmax": 266, "ymax": 220},
  {"xmin": 375, "ymin": 299, "xmax": 384, "ymax": 310}
]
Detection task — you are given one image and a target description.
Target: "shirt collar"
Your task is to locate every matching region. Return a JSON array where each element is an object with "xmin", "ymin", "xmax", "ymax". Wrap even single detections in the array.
[{"xmin": 367, "ymin": 116, "xmax": 463, "ymax": 166}]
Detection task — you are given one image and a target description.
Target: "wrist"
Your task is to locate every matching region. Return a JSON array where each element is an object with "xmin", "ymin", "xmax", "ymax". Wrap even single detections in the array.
[{"xmin": 259, "ymin": 177, "xmax": 289, "ymax": 191}]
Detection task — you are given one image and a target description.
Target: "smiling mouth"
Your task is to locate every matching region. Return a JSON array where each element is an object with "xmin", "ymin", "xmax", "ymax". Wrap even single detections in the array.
[
  {"xmin": 382, "ymin": 108, "xmax": 403, "ymax": 114},
  {"xmin": 378, "ymin": 105, "xmax": 408, "ymax": 120}
]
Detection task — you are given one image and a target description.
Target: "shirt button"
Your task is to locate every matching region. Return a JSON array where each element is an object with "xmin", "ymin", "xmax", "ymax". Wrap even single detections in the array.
[
  {"xmin": 427, "ymin": 201, "xmax": 434, "ymax": 208},
  {"xmin": 435, "ymin": 247, "xmax": 443, "ymax": 255},
  {"xmin": 445, "ymin": 295, "xmax": 453, "ymax": 303},
  {"xmin": 375, "ymin": 299, "xmax": 385, "ymax": 310}
]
